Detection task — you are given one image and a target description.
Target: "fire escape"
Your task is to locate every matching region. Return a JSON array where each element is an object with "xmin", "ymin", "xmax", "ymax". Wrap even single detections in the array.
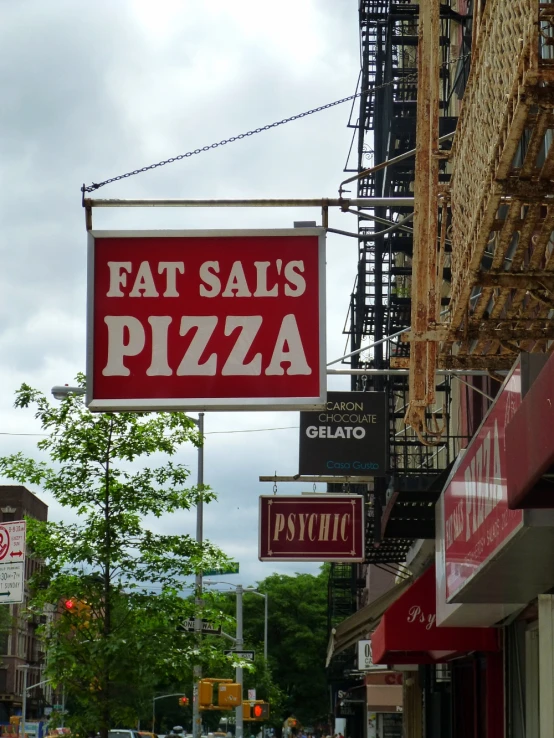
[
  {"xmin": 403, "ymin": 0, "xmax": 554, "ymax": 434},
  {"xmin": 328, "ymin": 0, "xmax": 474, "ymax": 678}
]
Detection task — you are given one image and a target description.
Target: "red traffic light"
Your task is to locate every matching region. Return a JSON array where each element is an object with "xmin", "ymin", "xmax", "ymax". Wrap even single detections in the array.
[
  {"xmin": 64, "ymin": 599, "xmax": 75, "ymax": 610},
  {"xmin": 179, "ymin": 696, "xmax": 189, "ymax": 706}
]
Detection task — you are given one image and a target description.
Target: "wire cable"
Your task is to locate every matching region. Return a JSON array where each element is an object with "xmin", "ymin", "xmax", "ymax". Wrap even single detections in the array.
[{"xmin": 82, "ymin": 55, "xmax": 469, "ymax": 194}]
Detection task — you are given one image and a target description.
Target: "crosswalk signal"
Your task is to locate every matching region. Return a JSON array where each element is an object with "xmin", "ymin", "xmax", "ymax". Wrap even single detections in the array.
[
  {"xmin": 255, "ymin": 702, "xmax": 270, "ymax": 720},
  {"xmin": 198, "ymin": 680, "xmax": 214, "ymax": 707}
]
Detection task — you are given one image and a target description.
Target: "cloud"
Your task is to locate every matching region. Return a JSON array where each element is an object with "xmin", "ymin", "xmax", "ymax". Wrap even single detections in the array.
[{"xmin": 0, "ymin": 0, "xmax": 360, "ymax": 585}]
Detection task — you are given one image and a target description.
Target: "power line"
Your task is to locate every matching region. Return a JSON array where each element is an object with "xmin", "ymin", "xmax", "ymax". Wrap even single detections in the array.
[
  {"xmin": 206, "ymin": 426, "xmax": 297, "ymax": 435},
  {"xmin": 0, "ymin": 426, "xmax": 299, "ymax": 439}
]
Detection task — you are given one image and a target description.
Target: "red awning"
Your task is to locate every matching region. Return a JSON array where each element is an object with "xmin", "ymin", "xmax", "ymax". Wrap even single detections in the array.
[{"xmin": 371, "ymin": 565, "xmax": 500, "ymax": 665}]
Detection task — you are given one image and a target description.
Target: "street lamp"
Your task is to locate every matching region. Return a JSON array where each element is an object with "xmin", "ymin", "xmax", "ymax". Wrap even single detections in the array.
[
  {"xmin": 204, "ymin": 582, "xmax": 269, "ymax": 738},
  {"xmin": 151, "ymin": 693, "xmax": 189, "ymax": 733},
  {"xmin": 51, "ymin": 386, "xmax": 86, "ymax": 400},
  {"xmin": 244, "ymin": 589, "xmax": 268, "ymax": 662},
  {"xmin": 17, "ymin": 665, "xmax": 30, "ymax": 738},
  {"xmin": 51, "ymin": 387, "xmax": 206, "ymax": 738}
]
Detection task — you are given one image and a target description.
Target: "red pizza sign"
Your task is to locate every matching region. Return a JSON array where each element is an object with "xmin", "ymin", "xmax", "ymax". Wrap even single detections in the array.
[{"xmin": 87, "ymin": 229, "xmax": 326, "ymax": 411}]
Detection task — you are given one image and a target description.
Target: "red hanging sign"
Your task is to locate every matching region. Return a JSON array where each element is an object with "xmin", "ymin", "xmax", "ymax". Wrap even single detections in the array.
[
  {"xmin": 442, "ymin": 365, "xmax": 524, "ymax": 602},
  {"xmin": 87, "ymin": 229, "xmax": 326, "ymax": 411},
  {"xmin": 258, "ymin": 495, "xmax": 365, "ymax": 562}
]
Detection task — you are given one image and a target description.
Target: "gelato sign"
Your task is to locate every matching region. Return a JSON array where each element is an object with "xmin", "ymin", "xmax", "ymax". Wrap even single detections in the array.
[{"xmin": 298, "ymin": 391, "xmax": 387, "ymax": 476}]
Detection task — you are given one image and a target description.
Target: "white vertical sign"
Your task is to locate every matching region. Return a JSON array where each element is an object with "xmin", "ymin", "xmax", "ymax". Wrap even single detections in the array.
[
  {"xmin": 357, "ymin": 639, "xmax": 386, "ymax": 671},
  {"xmin": 0, "ymin": 520, "xmax": 26, "ymax": 604}
]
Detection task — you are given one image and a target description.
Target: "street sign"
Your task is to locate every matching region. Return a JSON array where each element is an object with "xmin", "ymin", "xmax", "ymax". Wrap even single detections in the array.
[
  {"xmin": 224, "ymin": 650, "xmax": 255, "ymax": 661},
  {"xmin": 203, "ymin": 562, "xmax": 239, "ymax": 576},
  {"xmin": 87, "ymin": 229, "xmax": 326, "ymax": 412},
  {"xmin": 357, "ymin": 640, "xmax": 386, "ymax": 671},
  {"xmin": 259, "ymin": 495, "xmax": 365, "ymax": 562},
  {"xmin": 0, "ymin": 521, "xmax": 26, "ymax": 604},
  {"xmin": 299, "ymin": 391, "xmax": 387, "ymax": 476},
  {"xmin": 0, "ymin": 520, "xmax": 26, "ymax": 563},
  {"xmin": 178, "ymin": 619, "xmax": 221, "ymax": 635},
  {"xmin": 0, "ymin": 562, "xmax": 25, "ymax": 604},
  {"xmin": 248, "ymin": 689, "xmax": 256, "ymax": 701}
]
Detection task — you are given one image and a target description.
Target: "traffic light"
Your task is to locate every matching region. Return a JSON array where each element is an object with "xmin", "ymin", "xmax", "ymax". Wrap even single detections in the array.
[
  {"xmin": 252, "ymin": 703, "xmax": 270, "ymax": 720},
  {"xmin": 243, "ymin": 701, "xmax": 270, "ymax": 721},
  {"xmin": 198, "ymin": 680, "xmax": 214, "ymax": 707},
  {"xmin": 62, "ymin": 598, "xmax": 92, "ymax": 627},
  {"xmin": 217, "ymin": 683, "xmax": 241, "ymax": 706},
  {"xmin": 179, "ymin": 696, "xmax": 189, "ymax": 706}
]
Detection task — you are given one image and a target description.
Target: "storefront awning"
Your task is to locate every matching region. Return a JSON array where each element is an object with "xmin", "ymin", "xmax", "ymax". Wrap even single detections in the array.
[
  {"xmin": 372, "ymin": 565, "xmax": 500, "ymax": 665},
  {"xmin": 326, "ymin": 576, "xmax": 413, "ymax": 667}
]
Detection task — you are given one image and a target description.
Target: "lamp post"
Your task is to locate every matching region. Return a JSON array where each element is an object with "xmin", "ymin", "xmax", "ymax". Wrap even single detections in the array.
[
  {"xmin": 51, "ymin": 387, "xmax": 206, "ymax": 738},
  {"xmin": 204, "ymin": 582, "xmax": 269, "ymax": 738},
  {"xmin": 192, "ymin": 412, "xmax": 204, "ymax": 738},
  {"xmin": 244, "ymin": 589, "xmax": 268, "ymax": 661},
  {"xmin": 17, "ymin": 665, "xmax": 30, "ymax": 738},
  {"xmin": 152, "ymin": 693, "xmax": 189, "ymax": 733}
]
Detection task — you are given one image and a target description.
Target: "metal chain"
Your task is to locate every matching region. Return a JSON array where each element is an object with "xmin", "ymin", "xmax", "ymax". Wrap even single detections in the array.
[{"xmin": 82, "ymin": 54, "xmax": 470, "ymax": 195}]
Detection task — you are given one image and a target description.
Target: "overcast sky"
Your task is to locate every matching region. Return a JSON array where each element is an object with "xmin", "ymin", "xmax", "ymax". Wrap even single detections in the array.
[{"xmin": 0, "ymin": 0, "xmax": 361, "ymax": 588}]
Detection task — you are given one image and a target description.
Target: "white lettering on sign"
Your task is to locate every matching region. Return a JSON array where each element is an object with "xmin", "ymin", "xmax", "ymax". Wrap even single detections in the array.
[
  {"xmin": 106, "ymin": 260, "xmax": 306, "ymax": 300},
  {"xmin": 102, "ymin": 314, "xmax": 312, "ymax": 378},
  {"xmin": 407, "ymin": 605, "xmax": 436, "ymax": 631},
  {"xmin": 306, "ymin": 426, "xmax": 366, "ymax": 440},
  {"xmin": 445, "ymin": 419, "xmax": 502, "ymax": 548},
  {"xmin": 272, "ymin": 512, "xmax": 352, "ymax": 543}
]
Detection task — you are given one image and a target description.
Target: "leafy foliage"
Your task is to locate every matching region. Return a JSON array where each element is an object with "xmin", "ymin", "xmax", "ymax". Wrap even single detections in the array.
[
  {"xmin": 213, "ymin": 572, "xmax": 329, "ymax": 728},
  {"xmin": 0, "ymin": 378, "xmax": 231, "ymax": 737}
]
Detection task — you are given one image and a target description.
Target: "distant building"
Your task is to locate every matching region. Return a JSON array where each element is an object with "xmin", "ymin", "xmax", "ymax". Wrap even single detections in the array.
[{"xmin": 0, "ymin": 485, "xmax": 53, "ymax": 723}]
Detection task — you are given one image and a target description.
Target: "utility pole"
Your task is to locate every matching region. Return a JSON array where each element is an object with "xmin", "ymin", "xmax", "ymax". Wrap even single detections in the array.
[
  {"xmin": 235, "ymin": 585, "xmax": 244, "ymax": 738},
  {"xmin": 192, "ymin": 413, "xmax": 205, "ymax": 738},
  {"xmin": 20, "ymin": 666, "xmax": 29, "ymax": 738}
]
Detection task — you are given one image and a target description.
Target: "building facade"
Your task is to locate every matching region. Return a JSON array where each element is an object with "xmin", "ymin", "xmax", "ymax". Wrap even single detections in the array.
[
  {"xmin": 0, "ymin": 486, "xmax": 51, "ymax": 724},
  {"xmin": 328, "ymin": 1, "xmax": 554, "ymax": 737}
]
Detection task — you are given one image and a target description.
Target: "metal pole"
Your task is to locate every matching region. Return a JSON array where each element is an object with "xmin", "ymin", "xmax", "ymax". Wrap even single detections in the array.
[
  {"xmin": 152, "ymin": 699, "xmax": 155, "ymax": 734},
  {"xmin": 327, "ymin": 368, "xmax": 504, "ymax": 376},
  {"xmin": 84, "ymin": 197, "xmax": 415, "ymax": 209},
  {"xmin": 21, "ymin": 667, "xmax": 28, "ymax": 738},
  {"xmin": 193, "ymin": 413, "xmax": 205, "ymax": 738},
  {"xmin": 235, "ymin": 585, "xmax": 244, "ymax": 738},
  {"xmin": 264, "ymin": 594, "xmax": 268, "ymax": 662}
]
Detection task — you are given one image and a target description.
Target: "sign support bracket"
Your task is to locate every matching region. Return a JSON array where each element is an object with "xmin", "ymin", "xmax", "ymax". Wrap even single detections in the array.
[{"xmin": 259, "ymin": 475, "xmax": 373, "ymax": 484}]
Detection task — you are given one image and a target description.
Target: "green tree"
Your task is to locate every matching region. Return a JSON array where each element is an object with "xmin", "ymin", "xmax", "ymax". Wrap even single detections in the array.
[
  {"xmin": 241, "ymin": 571, "xmax": 329, "ymax": 727},
  {"xmin": 0, "ymin": 378, "xmax": 231, "ymax": 738}
]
